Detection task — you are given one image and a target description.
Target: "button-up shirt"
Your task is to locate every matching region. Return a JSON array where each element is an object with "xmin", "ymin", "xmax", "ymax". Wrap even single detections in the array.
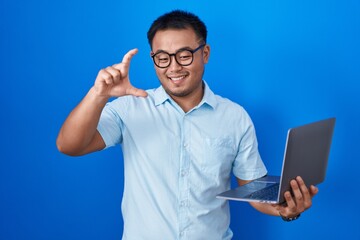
[{"xmin": 97, "ymin": 82, "xmax": 267, "ymax": 240}]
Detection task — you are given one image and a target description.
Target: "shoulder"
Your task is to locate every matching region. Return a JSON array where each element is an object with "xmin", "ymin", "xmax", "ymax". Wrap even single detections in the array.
[
  {"xmin": 204, "ymin": 83, "xmax": 246, "ymax": 114},
  {"xmin": 214, "ymin": 94, "xmax": 248, "ymax": 115},
  {"xmin": 204, "ymin": 83, "xmax": 253, "ymax": 124},
  {"xmin": 211, "ymin": 93, "xmax": 255, "ymax": 130}
]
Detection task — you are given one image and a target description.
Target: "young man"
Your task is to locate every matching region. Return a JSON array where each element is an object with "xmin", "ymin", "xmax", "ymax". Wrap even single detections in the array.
[{"xmin": 57, "ymin": 10, "xmax": 318, "ymax": 239}]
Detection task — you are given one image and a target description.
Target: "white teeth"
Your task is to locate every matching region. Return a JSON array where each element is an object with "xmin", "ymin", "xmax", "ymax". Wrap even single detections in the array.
[{"xmin": 170, "ymin": 75, "xmax": 186, "ymax": 81}]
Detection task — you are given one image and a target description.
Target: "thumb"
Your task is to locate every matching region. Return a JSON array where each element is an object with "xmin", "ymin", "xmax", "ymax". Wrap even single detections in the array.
[
  {"xmin": 126, "ymin": 87, "xmax": 148, "ymax": 97},
  {"xmin": 310, "ymin": 185, "xmax": 319, "ymax": 197}
]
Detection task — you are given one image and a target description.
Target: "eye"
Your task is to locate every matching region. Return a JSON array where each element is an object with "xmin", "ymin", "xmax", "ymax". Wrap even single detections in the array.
[
  {"xmin": 177, "ymin": 50, "xmax": 192, "ymax": 61},
  {"xmin": 155, "ymin": 53, "xmax": 170, "ymax": 63},
  {"xmin": 159, "ymin": 57, "xmax": 169, "ymax": 62}
]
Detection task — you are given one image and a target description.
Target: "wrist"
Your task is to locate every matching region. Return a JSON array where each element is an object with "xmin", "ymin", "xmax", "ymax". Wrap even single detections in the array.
[{"xmin": 89, "ymin": 87, "xmax": 110, "ymax": 105}]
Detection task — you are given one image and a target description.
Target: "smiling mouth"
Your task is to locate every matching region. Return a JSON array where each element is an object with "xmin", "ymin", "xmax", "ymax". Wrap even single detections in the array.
[{"xmin": 168, "ymin": 74, "xmax": 188, "ymax": 82}]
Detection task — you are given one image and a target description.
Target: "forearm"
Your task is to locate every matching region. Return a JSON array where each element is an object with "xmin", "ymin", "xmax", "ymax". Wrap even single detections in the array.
[
  {"xmin": 237, "ymin": 178, "xmax": 280, "ymax": 217},
  {"xmin": 56, "ymin": 87, "xmax": 108, "ymax": 155}
]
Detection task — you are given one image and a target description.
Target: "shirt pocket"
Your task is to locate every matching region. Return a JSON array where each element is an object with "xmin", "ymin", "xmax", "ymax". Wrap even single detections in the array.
[{"xmin": 201, "ymin": 137, "xmax": 237, "ymax": 178}]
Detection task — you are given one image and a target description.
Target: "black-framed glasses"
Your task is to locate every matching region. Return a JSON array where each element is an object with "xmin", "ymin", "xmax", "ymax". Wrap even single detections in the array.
[{"xmin": 151, "ymin": 44, "xmax": 206, "ymax": 68}]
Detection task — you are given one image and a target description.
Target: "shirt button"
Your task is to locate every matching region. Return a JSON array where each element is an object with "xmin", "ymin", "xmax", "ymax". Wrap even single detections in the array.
[
  {"xmin": 181, "ymin": 170, "xmax": 188, "ymax": 176},
  {"xmin": 180, "ymin": 200, "xmax": 188, "ymax": 207}
]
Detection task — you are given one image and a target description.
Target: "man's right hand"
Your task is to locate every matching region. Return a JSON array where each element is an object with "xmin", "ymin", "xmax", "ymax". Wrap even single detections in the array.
[
  {"xmin": 57, "ymin": 49, "xmax": 147, "ymax": 156},
  {"xmin": 93, "ymin": 48, "xmax": 148, "ymax": 98}
]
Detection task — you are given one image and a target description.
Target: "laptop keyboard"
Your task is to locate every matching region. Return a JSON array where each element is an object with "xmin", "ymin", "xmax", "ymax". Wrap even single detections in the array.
[{"xmin": 245, "ymin": 183, "xmax": 279, "ymax": 200}]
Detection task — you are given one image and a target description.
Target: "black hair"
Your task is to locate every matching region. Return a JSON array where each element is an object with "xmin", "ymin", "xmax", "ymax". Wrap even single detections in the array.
[{"xmin": 147, "ymin": 10, "xmax": 207, "ymax": 48}]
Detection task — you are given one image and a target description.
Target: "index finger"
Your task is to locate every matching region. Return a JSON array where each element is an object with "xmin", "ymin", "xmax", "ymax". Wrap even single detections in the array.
[{"xmin": 122, "ymin": 48, "xmax": 138, "ymax": 65}]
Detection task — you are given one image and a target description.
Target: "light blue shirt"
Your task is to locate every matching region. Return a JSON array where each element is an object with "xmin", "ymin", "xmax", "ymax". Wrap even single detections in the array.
[{"xmin": 97, "ymin": 82, "xmax": 267, "ymax": 240}]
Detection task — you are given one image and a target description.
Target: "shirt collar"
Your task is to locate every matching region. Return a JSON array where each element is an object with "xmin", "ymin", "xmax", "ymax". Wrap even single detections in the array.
[
  {"xmin": 201, "ymin": 81, "xmax": 217, "ymax": 109},
  {"xmin": 154, "ymin": 81, "xmax": 218, "ymax": 110},
  {"xmin": 154, "ymin": 85, "xmax": 170, "ymax": 106}
]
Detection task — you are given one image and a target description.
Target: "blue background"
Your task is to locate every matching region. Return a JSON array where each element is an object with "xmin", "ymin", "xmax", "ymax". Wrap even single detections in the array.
[{"xmin": 1, "ymin": 0, "xmax": 359, "ymax": 239}]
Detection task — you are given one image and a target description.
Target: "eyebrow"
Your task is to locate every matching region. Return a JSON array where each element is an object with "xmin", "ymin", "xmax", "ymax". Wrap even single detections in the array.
[{"xmin": 152, "ymin": 46, "xmax": 194, "ymax": 55}]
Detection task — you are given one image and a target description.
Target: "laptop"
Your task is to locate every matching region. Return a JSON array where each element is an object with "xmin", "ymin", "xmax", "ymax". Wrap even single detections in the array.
[{"xmin": 216, "ymin": 117, "xmax": 336, "ymax": 204}]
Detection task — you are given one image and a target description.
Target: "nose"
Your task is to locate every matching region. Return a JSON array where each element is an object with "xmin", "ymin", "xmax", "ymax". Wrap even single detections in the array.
[{"xmin": 168, "ymin": 55, "xmax": 182, "ymax": 72}]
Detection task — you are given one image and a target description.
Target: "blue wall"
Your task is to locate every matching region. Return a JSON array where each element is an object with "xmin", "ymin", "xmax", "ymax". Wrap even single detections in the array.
[{"xmin": 1, "ymin": 0, "xmax": 359, "ymax": 239}]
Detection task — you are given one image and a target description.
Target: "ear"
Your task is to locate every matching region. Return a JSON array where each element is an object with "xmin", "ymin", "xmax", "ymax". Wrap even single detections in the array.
[{"xmin": 203, "ymin": 44, "xmax": 210, "ymax": 64}]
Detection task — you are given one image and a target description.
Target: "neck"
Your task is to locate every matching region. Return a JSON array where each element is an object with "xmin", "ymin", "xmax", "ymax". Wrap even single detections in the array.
[{"xmin": 171, "ymin": 82, "xmax": 205, "ymax": 113}]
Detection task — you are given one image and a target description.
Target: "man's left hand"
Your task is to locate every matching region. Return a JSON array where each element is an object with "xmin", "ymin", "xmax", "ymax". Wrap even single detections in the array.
[{"xmin": 273, "ymin": 176, "xmax": 319, "ymax": 218}]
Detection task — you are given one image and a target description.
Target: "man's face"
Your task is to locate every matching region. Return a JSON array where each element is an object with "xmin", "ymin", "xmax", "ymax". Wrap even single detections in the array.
[{"xmin": 151, "ymin": 28, "xmax": 210, "ymax": 101}]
